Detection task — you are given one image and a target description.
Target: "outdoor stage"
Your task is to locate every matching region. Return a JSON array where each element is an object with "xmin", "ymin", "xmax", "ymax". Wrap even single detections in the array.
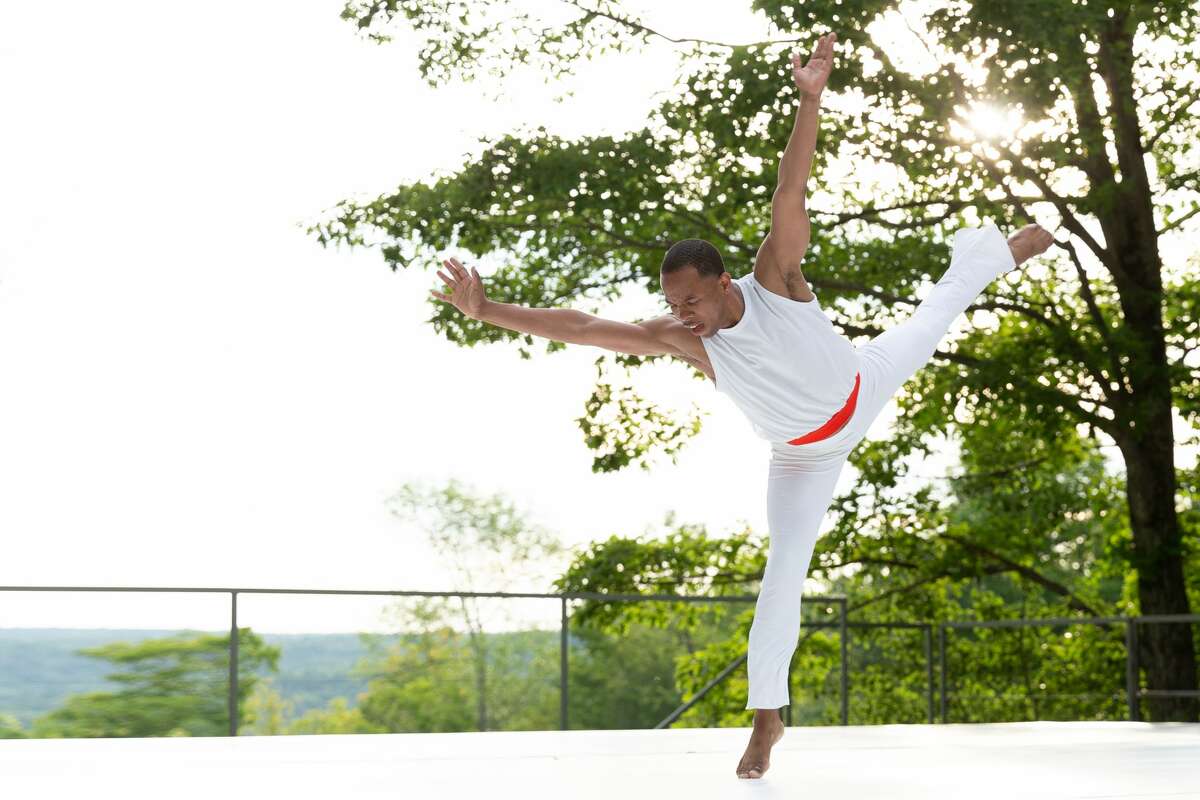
[{"xmin": 2, "ymin": 720, "xmax": 1197, "ymax": 799}]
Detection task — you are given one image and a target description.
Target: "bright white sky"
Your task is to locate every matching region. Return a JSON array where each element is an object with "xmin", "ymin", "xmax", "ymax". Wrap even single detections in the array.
[{"xmin": 0, "ymin": 1, "xmax": 1189, "ymax": 635}]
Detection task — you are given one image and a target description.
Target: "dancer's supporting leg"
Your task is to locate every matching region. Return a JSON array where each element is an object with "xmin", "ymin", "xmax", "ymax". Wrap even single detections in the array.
[{"xmin": 737, "ymin": 457, "xmax": 848, "ymax": 779}]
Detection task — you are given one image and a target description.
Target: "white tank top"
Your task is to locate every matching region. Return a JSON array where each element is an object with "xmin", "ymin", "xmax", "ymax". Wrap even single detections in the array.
[{"xmin": 700, "ymin": 272, "xmax": 859, "ymax": 443}]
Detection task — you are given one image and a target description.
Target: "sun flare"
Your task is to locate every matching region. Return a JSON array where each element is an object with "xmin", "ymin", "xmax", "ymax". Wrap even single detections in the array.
[{"xmin": 952, "ymin": 102, "xmax": 1024, "ymax": 142}]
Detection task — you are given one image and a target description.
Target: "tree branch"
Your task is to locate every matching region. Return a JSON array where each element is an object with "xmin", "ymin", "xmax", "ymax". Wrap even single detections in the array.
[
  {"xmin": 820, "ymin": 556, "xmax": 922, "ymax": 572},
  {"xmin": 1158, "ymin": 201, "xmax": 1200, "ymax": 236},
  {"xmin": 908, "ymin": 454, "xmax": 1056, "ymax": 483},
  {"xmin": 837, "ymin": 314, "xmax": 1116, "ymax": 433},
  {"xmin": 661, "ymin": 201, "xmax": 754, "ymax": 255},
  {"xmin": 1145, "ymin": 81, "xmax": 1200, "ymax": 151},
  {"xmin": 810, "ymin": 194, "xmax": 1078, "ymax": 230},
  {"xmin": 1057, "ymin": 235, "xmax": 1132, "ymax": 402},
  {"xmin": 845, "ymin": 566, "xmax": 1007, "ymax": 614},
  {"xmin": 939, "ymin": 531, "xmax": 1102, "ymax": 616},
  {"xmin": 558, "ymin": 0, "xmax": 802, "ymax": 51},
  {"xmin": 977, "ymin": 146, "xmax": 1117, "ymax": 276},
  {"xmin": 966, "ymin": 152, "xmax": 1130, "ymax": 411}
]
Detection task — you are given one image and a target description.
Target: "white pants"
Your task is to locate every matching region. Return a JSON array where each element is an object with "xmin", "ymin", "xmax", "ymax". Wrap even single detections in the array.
[{"xmin": 744, "ymin": 224, "xmax": 1016, "ymax": 710}]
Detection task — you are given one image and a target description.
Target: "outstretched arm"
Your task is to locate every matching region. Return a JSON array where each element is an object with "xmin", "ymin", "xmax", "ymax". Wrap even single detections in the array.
[
  {"xmin": 754, "ymin": 32, "xmax": 836, "ymax": 299},
  {"xmin": 432, "ymin": 256, "xmax": 678, "ymax": 356}
]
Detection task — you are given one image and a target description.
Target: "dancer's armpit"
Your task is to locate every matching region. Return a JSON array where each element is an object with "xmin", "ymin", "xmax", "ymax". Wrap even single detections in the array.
[
  {"xmin": 578, "ymin": 314, "xmax": 680, "ymax": 357},
  {"xmin": 754, "ymin": 189, "xmax": 815, "ymax": 302}
]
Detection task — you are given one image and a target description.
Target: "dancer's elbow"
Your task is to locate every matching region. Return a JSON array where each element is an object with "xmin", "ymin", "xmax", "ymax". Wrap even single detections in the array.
[{"xmin": 577, "ymin": 314, "xmax": 677, "ymax": 356}]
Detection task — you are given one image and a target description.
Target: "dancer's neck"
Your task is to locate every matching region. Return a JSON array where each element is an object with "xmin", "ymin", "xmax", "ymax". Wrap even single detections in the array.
[{"xmin": 722, "ymin": 282, "xmax": 747, "ymax": 329}]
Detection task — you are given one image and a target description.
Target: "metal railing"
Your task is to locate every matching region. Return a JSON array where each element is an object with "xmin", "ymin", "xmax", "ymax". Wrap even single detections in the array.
[
  {"xmin": 0, "ymin": 584, "xmax": 824, "ymax": 735},
  {"xmin": 2, "ymin": 585, "xmax": 1197, "ymax": 734},
  {"xmin": 668, "ymin": 612, "xmax": 1200, "ymax": 726}
]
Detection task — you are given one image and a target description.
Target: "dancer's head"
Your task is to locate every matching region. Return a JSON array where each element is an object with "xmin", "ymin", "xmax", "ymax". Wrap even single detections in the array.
[{"xmin": 661, "ymin": 238, "xmax": 733, "ymax": 336}]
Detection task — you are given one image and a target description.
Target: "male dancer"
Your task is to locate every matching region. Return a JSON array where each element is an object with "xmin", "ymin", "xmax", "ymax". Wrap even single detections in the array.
[{"xmin": 431, "ymin": 31, "xmax": 1054, "ymax": 779}]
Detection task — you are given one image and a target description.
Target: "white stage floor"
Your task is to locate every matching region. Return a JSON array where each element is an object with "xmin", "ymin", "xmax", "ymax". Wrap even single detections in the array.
[{"xmin": 2, "ymin": 721, "xmax": 1197, "ymax": 799}]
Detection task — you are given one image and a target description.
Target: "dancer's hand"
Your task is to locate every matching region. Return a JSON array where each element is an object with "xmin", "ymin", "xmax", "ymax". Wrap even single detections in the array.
[
  {"xmin": 1006, "ymin": 224, "xmax": 1055, "ymax": 267},
  {"xmin": 431, "ymin": 256, "xmax": 489, "ymax": 319},
  {"xmin": 792, "ymin": 32, "xmax": 837, "ymax": 97}
]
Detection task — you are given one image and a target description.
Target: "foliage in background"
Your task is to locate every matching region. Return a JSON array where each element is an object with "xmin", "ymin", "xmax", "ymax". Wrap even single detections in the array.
[
  {"xmin": 318, "ymin": 0, "xmax": 1200, "ymax": 720},
  {"xmin": 380, "ymin": 477, "xmax": 567, "ymax": 730},
  {"xmin": 24, "ymin": 629, "xmax": 278, "ymax": 739}
]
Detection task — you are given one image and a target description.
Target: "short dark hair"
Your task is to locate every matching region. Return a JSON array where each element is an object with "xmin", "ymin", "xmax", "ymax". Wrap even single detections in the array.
[{"xmin": 661, "ymin": 238, "xmax": 726, "ymax": 279}]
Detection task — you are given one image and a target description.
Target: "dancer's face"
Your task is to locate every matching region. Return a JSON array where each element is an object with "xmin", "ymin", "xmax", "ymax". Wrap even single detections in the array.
[{"xmin": 662, "ymin": 267, "xmax": 728, "ymax": 336}]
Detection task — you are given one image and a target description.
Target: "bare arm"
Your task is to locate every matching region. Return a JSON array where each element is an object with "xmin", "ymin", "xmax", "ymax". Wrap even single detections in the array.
[
  {"xmin": 477, "ymin": 300, "xmax": 594, "ymax": 345},
  {"xmin": 768, "ymin": 84, "xmax": 817, "ymax": 271},
  {"xmin": 754, "ymin": 33, "xmax": 836, "ymax": 299},
  {"xmin": 432, "ymin": 256, "xmax": 677, "ymax": 355},
  {"xmin": 480, "ymin": 302, "xmax": 678, "ymax": 356}
]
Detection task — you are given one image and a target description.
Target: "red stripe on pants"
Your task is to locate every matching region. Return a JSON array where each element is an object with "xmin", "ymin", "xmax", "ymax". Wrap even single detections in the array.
[{"xmin": 786, "ymin": 371, "xmax": 861, "ymax": 445}]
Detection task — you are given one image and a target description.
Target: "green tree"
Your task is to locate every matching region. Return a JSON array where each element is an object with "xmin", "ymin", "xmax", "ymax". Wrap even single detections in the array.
[
  {"xmin": 555, "ymin": 516, "xmax": 769, "ymax": 725},
  {"xmin": 351, "ymin": 615, "xmax": 566, "ymax": 732},
  {"xmin": 565, "ymin": 622, "xmax": 686, "ymax": 729},
  {"xmin": 357, "ymin": 623, "xmax": 489, "ymax": 732},
  {"xmin": 556, "ymin": 429, "xmax": 1167, "ymax": 725},
  {"xmin": 240, "ymin": 676, "xmax": 295, "ymax": 735},
  {"xmin": 288, "ymin": 697, "xmax": 386, "ymax": 734},
  {"xmin": 314, "ymin": 0, "xmax": 1200, "ymax": 721},
  {"xmin": 379, "ymin": 477, "xmax": 568, "ymax": 730},
  {"xmin": 29, "ymin": 629, "xmax": 279, "ymax": 738},
  {"xmin": 0, "ymin": 712, "xmax": 26, "ymax": 739}
]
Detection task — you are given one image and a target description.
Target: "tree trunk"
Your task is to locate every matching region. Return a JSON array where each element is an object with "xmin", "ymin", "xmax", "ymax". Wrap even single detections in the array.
[
  {"xmin": 1108, "ymin": 203, "xmax": 1198, "ymax": 723},
  {"xmin": 1121, "ymin": 440, "xmax": 1198, "ymax": 722},
  {"xmin": 472, "ymin": 632, "xmax": 488, "ymax": 731},
  {"xmin": 1097, "ymin": 17, "xmax": 1196, "ymax": 721}
]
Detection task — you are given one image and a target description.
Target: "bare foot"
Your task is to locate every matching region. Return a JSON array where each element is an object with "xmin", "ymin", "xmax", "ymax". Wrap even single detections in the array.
[
  {"xmin": 736, "ymin": 708, "xmax": 785, "ymax": 780},
  {"xmin": 1006, "ymin": 223, "xmax": 1055, "ymax": 268}
]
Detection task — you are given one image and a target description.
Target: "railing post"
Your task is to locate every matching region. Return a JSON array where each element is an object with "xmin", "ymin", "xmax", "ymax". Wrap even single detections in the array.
[
  {"xmin": 229, "ymin": 590, "xmax": 239, "ymax": 737},
  {"xmin": 839, "ymin": 598, "xmax": 848, "ymax": 726},
  {"xmin": 1125, "ymin": 616, "xmax": 1140, "ymax": 722},
  {"xmin": 560, "ymin": 595, "xmax": 568, "ymax": 731},
  {"xmin": 939, "ymin": 625, "xmax": 947, "ymax": 723},
  {"xmin": 924, "ymin": 625, "xmax": 934, "ymax": 724}
]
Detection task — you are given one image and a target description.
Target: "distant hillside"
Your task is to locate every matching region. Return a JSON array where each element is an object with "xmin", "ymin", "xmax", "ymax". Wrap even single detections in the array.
[{"xmin": 0, "ymin": 628, "xmax": 403, "ymax": 730}]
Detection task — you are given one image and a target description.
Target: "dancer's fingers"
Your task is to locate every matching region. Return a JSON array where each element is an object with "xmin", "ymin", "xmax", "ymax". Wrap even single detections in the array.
[
  {"xmin": 436, "ymin": 270, "xmax": 454, "ymax": 286},
  {"xmin": 822, "ymin": 34, "xmax": 834, "ymax": 61},
  {"xmin": 805, "ymin": 43, "xmax": 818, "ymax": 67}
]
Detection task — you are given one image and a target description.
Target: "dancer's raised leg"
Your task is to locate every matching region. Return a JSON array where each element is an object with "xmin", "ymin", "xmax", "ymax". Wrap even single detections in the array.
[{"xmin": 851, "ymin": 223, "xmax": 1049, "ymax": 428}]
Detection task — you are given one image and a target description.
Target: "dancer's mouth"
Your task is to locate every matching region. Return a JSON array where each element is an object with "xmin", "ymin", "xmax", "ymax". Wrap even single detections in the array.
[{"xmin": 686, "ymin": 321, "xmax": 704, "ymax": 334}]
